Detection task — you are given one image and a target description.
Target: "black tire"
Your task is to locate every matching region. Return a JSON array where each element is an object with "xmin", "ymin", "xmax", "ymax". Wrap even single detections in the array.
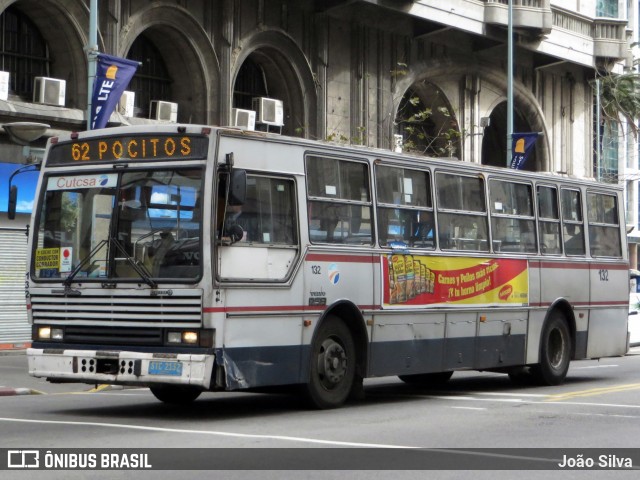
[
  {"xmin": 531, "ymin": 311, "xmax": 572, "ymax": 386},
  {"xmin": 398, "ymin": 371, "xmax": 453, "ymax": 386},
  {"xmin": 149, "ymin": 385, "xmax": 202, "ymax": 404},
  {"xmin": 305, "ymin": 316, "xmax": 356, "ymax": 409}
]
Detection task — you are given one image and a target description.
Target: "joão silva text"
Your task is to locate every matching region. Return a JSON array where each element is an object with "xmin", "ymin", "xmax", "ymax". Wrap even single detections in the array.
[{"xmin": 558, "ymin": 454, "xmax": 632, "ymax": 469}]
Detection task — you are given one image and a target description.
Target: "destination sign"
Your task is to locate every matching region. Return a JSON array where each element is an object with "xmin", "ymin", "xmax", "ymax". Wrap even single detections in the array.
[{"xmin": 46, "ymin": 134, "xmax": 209, "ymax": 165}]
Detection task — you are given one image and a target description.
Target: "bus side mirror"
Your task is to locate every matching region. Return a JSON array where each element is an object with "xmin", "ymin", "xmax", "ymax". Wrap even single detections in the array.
[
  {"xmin": 228, "ymin": 169, "xmax": 246, "ymax": 206},
  {"xmin": 7, "ymin": 185, "xmax": 17, "ymax": 220}
]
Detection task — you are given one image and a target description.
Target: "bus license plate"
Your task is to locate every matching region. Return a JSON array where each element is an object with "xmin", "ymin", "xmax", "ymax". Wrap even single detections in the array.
[{"xmin": 148, "ymin": 361, "xmax": 183, "ymax": 376}]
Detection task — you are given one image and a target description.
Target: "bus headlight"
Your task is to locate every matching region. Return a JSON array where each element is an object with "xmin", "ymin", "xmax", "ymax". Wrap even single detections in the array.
[
  {"xmin": 167, "ymin": 331, "xmax": 199, "ymax": 345},
  {"xmin": 181, "ymin": 331, "xmax": 199, "ymax": 344},
  {"xmin": 38, "ymin": 326, "xmax": 64, "ymax": 340}
]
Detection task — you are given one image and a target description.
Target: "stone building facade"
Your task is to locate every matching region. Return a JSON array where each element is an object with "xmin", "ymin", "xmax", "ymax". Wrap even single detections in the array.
[
  {"xmin": 0, "ymin": 0, "xmax": 634, "ymax": 344},
  {"xmin": 0, "ymin": 1, "xmax": 631, "ymax": 170}
]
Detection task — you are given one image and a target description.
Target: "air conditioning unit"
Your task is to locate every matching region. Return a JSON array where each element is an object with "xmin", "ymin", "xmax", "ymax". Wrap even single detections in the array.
[
  {"xmin": 149, "ymin": 100, "xmax": 178, "ymax": 122},
  {"xmin": 252, "ymin": 97, "xmax": 284, "ymax": 126},
  {"xmin": 393, "ymin": 134, "xmax": 404, "ymax": 153},
  {"xmin": 0, "ymin": 71, "xmax": 9, "ymax": 101},
  {"xmin": 118, "ymin": 91, "xmax": 135, "ymax": 117},
  {"xmin": 231, "ymin": 108, "xmax": 256, "ymax": 130},
  {"xmin": 33, "ymin": 77, "xmax": 66, "ymax": 106}
]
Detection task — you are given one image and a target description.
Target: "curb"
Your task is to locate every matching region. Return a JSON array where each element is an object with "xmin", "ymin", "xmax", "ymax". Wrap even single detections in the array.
[
  {"xmin": 0, "ymin": 343, "xmax": 31, "ymax": 355},
  {"xmin": 0, "ymin": 385, "xmax": 121, "ymax": 397},
  {"xmin": 0, "ymin": 387, "xmax": 44, "ymax": 397}
]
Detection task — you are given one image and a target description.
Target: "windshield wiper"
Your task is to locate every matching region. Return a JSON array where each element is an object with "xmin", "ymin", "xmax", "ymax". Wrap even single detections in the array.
[
  {"xmin": 63, "ymin": 237, "xmax": 157, "ymax": 288},
  {"xmin": 63, "ymin": 239, "xmax": 108, "ymax": 287},
  {"xmin": 109, "ymin": 236, "xmax": 157, "ymax": 288}
]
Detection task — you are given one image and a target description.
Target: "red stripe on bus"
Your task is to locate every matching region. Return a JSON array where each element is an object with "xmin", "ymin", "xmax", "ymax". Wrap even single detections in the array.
[
  {"xmin": 305, "ymin": 253, "xmax": 380, "ymax": 263},
  {"xmin": 529, "ymin": 300, "xmax": 628, "ymax": 307},
  {"xmin": 530, "ymin": 261, "xmax": 628, "ymax": 270},
  {"xmin": 203, "ymin": 305, "xmax": 380, "ymax": 313},
  {"xmin": 206, "ymin": 300, "xmax": 627, "ymax": 314}
]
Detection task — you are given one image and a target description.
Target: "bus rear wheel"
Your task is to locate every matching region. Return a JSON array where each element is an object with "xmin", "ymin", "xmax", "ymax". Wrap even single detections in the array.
[
  {"xmin": 531, "ymin": 311, "xmax": 572, "ymax": 386},
  {"xmin": 398, "ymin": 371, "xmax": 453, "ymax": 386},
  {"xmin": 305, "ymin": 316, "xmax": 356, "ymax": 409},
  {"xmin": 150, "ymin": 385, "xmax": 202, "ymax": 404}
]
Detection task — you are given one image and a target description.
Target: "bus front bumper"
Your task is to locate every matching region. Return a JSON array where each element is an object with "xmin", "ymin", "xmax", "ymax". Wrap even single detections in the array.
[{"xmin": 27, "ymin": 348, "xmax": 215, "ymax": 389}]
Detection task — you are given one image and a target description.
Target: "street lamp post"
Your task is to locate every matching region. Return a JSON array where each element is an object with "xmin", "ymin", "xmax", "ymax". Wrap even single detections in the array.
[
  {"xmin": 86, "ymin": 0, "xmax": 98, "ymax": 130},
  {"xmin": 507, "ymin": 0, "xmax": 514, "ymax": 167}
]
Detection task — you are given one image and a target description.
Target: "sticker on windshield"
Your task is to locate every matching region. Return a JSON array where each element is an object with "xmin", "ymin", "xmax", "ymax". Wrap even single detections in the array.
[
  {"xmin": 35, "ymin": 248, "xmax": 60, "ymax": 270},
  {"xmin": 35, "ymin": 248, "xmax": 61, "ymax": 278},
  {"xmin": 47, "ymin": 173, "xmax": 117, "ymax": 191},
  {"xmin": 60, "ymin": 247, "xmax": 73, "ymax": 273}
]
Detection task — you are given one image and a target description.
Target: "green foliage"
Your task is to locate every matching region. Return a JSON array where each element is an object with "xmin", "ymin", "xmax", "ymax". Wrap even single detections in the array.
[
  {"xmin": 326, "ymin": 126, "xmax": 367, "ymax": 146},
  {"xmin": 597, "ymin": 73, "xmax": 640, "ymax": 137},
  {"xmin": 60, "ymin": 195, "xmax": 78, "ymax": 232},
  {"xmin": 396, "ymin": 88, "xmax": 461, "ymax": 157}
]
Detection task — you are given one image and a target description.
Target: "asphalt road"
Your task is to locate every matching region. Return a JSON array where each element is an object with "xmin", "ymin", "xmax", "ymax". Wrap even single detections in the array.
[{"xmin": 1, "ymin": 348, "xmax": 640, "ymax": 479}]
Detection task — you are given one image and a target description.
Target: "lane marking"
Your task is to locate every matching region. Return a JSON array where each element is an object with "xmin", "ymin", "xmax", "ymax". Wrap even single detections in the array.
[
  {"xmin": 545, "ymin": 383, "xmax": 640, "ymax": 402},
  {"xmin": 458, "ymin": 392, "xmax": 546, "ymax": 398},
  {"xmin": 0, "ymin": 417, "xmax": 426, "ymax": 449},
  {"xmin": 83, "ymin": 385, "xmax": 111, "ymax": 394},
  {"xmin": 450, "ymin": 406, "xmax": 486, "ymax": 411},
  {"xmin": 432, "ymin": 396, "xmax": 525, "ymax": 403},
  {"xmin": 537, "ymin": 400, "xmax": 640, "ymax": 409},
  {"xmin": 526, "ymin": 409, "xmax": 640, "ymax": 419},
  {"xmin": 572, "ymin": 365, "xmax": 619, "ymax": 369},
  {"xmin": 0, "ymin": 417, "xmax": 561, "ymax": 465}
]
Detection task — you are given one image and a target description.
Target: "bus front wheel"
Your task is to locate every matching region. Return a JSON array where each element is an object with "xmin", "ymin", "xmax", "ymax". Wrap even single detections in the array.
[
  {"xmin": 305, "ymin": 316, "xmax": 356, "ymax": 409},
  {"xmin": 531, "ymin": 312, "xmax": 572, "ymax": 386},
  {"xmin": 150, "ymin": 385, "xmax": 202, "ymax": 404}
]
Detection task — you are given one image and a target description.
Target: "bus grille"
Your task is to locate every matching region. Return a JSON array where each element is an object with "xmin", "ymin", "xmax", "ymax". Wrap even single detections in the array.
[
  {"xmin": 29, "ymin": 288, "xmax": 203, "ymax": 327},
  {"xmin": 63, "ymin": 326, "xmax": 164, "ymax": 346}
]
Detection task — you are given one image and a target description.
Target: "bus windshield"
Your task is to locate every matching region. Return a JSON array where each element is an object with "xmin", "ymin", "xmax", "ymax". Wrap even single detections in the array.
[{"xmin": 33, "ymin": 167, "xmax": 203, "ymax": 282}]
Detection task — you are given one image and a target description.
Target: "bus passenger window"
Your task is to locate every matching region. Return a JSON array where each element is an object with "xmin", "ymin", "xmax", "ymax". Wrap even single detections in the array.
[
  {"xmin": 587, "ymin": 192, "xmax": 621, "ymax": 257},
  {"xmin": 489, "ymin": 179, "xmax": 536, "ymax": 253},
  {"xmin": 436, "ymin": 172, "xmax": 489, "ymax": 252},
  {"xmin": 306, "ymin": 155, "xmax": 372, "ymax": 245},
  {"xmin": 537, "ymin": 185, "xmax": 561, "ymax": 255},
  {"xmin": 375, "ymin": 164, "xmax": 433, "ymax": 248},
  {"xmin": 561, "ymin": 188, "xmax": 585, "ymax": 256}
]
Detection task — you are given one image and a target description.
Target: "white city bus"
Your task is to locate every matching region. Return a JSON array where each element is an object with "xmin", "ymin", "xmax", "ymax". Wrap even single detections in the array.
[{"xmin": 19, "ymin": 125, "xmax": 629, "ymax": 408}]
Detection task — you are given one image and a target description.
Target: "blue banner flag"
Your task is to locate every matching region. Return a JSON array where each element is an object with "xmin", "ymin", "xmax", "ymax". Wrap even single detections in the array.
[
  {"xmin": 90, "ymin": 54, "xmax": 139, "ymax": 130},
  {"xmin": 509, "ymin": 132, "xmax": 538, "ymax": 170}
]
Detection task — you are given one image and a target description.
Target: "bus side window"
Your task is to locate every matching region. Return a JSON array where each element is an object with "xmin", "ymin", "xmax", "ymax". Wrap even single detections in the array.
[
  {"xmin": 561, "ymin": 188, "xmax": 585, "ymax": 256},
  {"xmin": 489, "ymin": 179, "xmax": 536, "ymax": 254},
  {"xmin": 587, "ymin": 192, "xmax": 621, "ymax": 257},
  {"xmin": 375, "ymin": 164, "xmax": 434, "ymax": 249},
  {"xmin": 436, "ymin": 172, "xmax": 489, "ymax": 252},
  {"xmin": 306, "ymin": 155, "xmax": 372, "ymax": 245},
  {"xmin": 537, "ymin": 185, "xmax": 562, "ymax": 255}
]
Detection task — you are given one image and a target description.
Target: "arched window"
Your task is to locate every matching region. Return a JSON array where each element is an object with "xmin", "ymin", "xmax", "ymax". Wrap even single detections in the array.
[
  {"xmin": 233, "ymin": 57, "xmax": 268, "ymax": 110},
  {"xmin": 0, "ymin": 6, "xmax": 50, "ymax": 99},
  {"xmin": 127, "ymin": 35, "xmax": 172, "ymax": 117},
  {"xmin": 395, "ymin": 82, "xmax": 461, "ymax": 158}
]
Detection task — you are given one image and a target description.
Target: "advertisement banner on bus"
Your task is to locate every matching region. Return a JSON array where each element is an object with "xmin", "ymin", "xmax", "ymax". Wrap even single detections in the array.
[{"xmin": 383, "ymin": 255, "xmax": 528, "ymax": 306}]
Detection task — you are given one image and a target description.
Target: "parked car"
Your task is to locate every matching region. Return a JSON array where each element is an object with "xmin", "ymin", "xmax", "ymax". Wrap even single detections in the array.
[{"xmin": 628, "ymin": 270, "xmax": 640, "ymax": 347}]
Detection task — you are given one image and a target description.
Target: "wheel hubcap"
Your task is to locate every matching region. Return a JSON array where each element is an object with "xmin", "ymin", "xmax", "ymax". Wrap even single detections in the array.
[
  {"xmin": 317, "ymin": 338, "xmax": 348, "ymax": 387},
  {"xmin": 548, "ymin": 328, "xmax": 565, "ymax": 369}
]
